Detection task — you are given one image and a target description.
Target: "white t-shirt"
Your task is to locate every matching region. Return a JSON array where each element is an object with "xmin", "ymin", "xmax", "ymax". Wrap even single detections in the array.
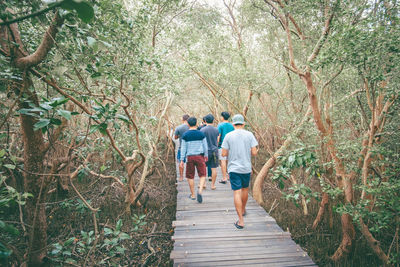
[{"xmin": 221, "ymin": 129, "xmax": 258, "ymax": 174}]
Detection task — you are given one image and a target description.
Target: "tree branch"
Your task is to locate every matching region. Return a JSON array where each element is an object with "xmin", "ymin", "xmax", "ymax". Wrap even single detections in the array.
[
  {"xmin": 0, "ymin": 2, "xmax": 63, "ymax": 26},
  {"xmin": 15, "ymin": 11, "xmax": 64, "ymax": 69},
  {"xmin": 307, "ymin": 3, "xmax": 335, "ymax": 63}
]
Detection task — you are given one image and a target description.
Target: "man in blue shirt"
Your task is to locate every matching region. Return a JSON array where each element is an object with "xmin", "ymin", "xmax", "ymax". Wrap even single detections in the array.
[
  {"xmin": 180, "ymin": 117, "xmax": 208, "ymax": 203},
  {"xmin": 217, "ymin": 111, "xmax": 234, "ymax": 183},
  {"xmin": 174, "ymin": 114, "xmax": 189, "ymax": 181}
]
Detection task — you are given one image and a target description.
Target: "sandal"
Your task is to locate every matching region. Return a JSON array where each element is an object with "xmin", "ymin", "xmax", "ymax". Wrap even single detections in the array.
[
  {"xmin": 197, "ymin": 193, "xmax": 203, "ymax": 203},
  {"xmin": 189, "ymin": 195, "xmax": 196, "ymax": 200},
  {"xmin": 234, "ymin": 221, "xmax": 244, "ymax": 229},
  {"xmin": 219, "ymin": 180, "xmax": 227, "ymax": 184}
]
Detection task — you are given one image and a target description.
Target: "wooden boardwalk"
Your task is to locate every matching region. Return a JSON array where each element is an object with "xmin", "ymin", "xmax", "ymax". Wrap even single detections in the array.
[{"xmin": 171, "ymin": 154, "xmax": 316, "ymax": 266}]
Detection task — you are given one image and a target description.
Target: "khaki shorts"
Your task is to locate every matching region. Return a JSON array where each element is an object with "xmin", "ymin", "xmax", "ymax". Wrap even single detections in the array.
[{"xmin": 218, "ymin": 148, "xmax": 227, "ymax": 160}]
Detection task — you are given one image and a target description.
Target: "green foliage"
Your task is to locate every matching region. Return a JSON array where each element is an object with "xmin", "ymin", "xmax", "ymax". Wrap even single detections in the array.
[
  {"xmin": 272, "ymin": 147, "xmax": 320, "ymax": 189},
  {"xmin": 17, "ymin": 97, "xmax": 75, "ymax": 133},
  {"xmin": 131, "ymin": 213, "xmax": 147, "ymax": 231},
  {"xmin": 50, "ymin": 218, "xmax": 135, "ymax": 265},
  {"xmin": 60, "ymin": 0, "xmax": 94, "ymax": 23},
  {"xmin": 89, "ymin": 100, "xmax": 129, "ymax": 135},
  {"xmin": 59, "ymin": 198, "xmax": 92, "ymax": 214},
  {"xmin": 283, "ymin": 183, "xmax": 320, "ymax": 207},
  {"xmin": 0, "ymin": 168, "xmax": 32, "ymax": 260}
]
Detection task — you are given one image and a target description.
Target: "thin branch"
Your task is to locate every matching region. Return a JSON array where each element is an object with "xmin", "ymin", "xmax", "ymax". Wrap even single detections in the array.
[
  {"xmin": 0, "ymin": 2, "xmax": 63, "ymax": 26},
  {"xmin": 307, "ymin": 3, "xmax": 335, "ymax": 63}
]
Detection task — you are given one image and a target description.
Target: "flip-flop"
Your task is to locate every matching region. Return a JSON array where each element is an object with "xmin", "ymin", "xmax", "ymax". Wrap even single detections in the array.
[
  {"xmin": 219, "ymin": 180, "xmax": 227, "ymax": 184},
  {"xmin": 197, "ymin": 193, "xmax": 203, "ymax": 203},
  {"xmin": 211, "ymin": 186, "xmax": 216, "ymax": 190},
  {"xmin": 234, "ymin": 221, "xmax": 244, "ymax": 229},
  {"xmin": 189, "ymin": 195, "xmax": 196, "ymax": 200}
]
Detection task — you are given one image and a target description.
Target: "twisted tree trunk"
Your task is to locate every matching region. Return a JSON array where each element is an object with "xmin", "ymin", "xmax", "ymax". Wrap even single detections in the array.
[{"xmin": 1, "ymin": 11, "xmax": 64, "ymax": 265}]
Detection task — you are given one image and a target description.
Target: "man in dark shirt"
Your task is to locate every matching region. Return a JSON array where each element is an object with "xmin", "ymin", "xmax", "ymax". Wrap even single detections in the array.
[{"xmin": 201, "ymin": 114, "xmax": 219, "ymax": 190}]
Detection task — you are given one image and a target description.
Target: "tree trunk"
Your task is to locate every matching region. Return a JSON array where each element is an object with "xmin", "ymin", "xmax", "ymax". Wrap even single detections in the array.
[
  {"xmin": 252, "ymin": 106, "xmax": 311, "ymax": 204},
  {"xmin": 18, "ymin": 78, "xmax": 48, "ymax": 265},
  {"xmin": 1, "ymin": 11, "xmax": 64, "ymax": 265},
  {"xmin": 300, "ymin": 71, "xmax": 356, "ymax": 260},
  {"xmin": 312, "ymin": 192, "xmax": 329, "ymax": 229}
]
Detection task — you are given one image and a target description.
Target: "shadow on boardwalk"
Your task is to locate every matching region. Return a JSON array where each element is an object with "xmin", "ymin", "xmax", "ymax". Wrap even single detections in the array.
[{"xmin": 170, "ymin": 157, "xmax": 316, "ymax": 266}]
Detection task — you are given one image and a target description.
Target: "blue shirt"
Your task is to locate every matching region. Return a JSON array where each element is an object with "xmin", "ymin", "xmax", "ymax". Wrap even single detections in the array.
[
  {"xmin": 180, "ymin": 130, "xmax": 208, "ymax": 161},
  {"xmin": 217, "ymin": 122, "xmax": 234, "ymax": 147}
]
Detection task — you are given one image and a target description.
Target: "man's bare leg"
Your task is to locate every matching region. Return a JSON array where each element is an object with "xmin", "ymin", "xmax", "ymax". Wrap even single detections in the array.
[
  {"xmin": 179, "ymin": 164, "xmax": 184, "ymax": 181},
  {"xmin": 233, "ymin": 189, "xmax": 244, "ymax": 226},
  {"xmin": 187, "ymin": 178, "xmax": 195, "ymax": 198},
  {"xmin": 211, "ymin": 168, "xmax": 217, "ymax": 189},
  {"xmin": 198, "ymin": 177, "xmax": 206, "ymax": 194},
  {"xmin": 241, "ymin": 187, "xmax": 249, "ymax": 215},
  {"xmin": 220, "ymin": 160, "xmax": 228, "ymax": 181}
]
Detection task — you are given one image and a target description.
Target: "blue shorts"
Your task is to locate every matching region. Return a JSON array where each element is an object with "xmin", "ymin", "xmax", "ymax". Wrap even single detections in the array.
[
  {"xmin": 177, "ymin": 149, "xmax": 186, "ymax": 163},
  {"xmin": 229, "ymin": 172, "xmax": 251, "ymax": 191}
]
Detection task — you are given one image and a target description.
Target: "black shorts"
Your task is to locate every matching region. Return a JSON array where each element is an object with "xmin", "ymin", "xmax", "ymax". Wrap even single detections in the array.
[{"xmin": 206, "ymin": 150, "xmax": 219, "ymax": 168}]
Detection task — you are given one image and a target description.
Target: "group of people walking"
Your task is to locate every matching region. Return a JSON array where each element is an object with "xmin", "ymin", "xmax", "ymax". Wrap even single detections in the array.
[{"xmin": 174, "ymin": 112, "xmax": 258, "ymax": 229}]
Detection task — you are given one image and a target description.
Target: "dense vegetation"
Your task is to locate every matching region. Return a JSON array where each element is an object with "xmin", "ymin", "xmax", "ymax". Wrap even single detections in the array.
[{"xmin": 1, "ymin": 0, "xmax": 399, "ymax": 266}]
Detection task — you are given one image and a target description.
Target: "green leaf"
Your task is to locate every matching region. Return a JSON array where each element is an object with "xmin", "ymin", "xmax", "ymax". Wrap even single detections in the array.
[
  {"xmin": 100, "ymin": 165, "xmax": 107, "ymax": 172},
  {"xmin": 116, "ymin": 114, "xmax": 129, "ymax": 123},
  {"xmin": 296, "ymin": 157, "xmax": 303, "ymax": 167},
  {"xmin": 115, "ymin": 246, "xmax": 126, "ymax": 253},
  {"xmin": 33, "ymin": 119, "xmax": 50, "ymax": 130},
  {"xmin": 87, "ymin": 36, "xmax": 96, "ymax": 47},
  {"xmin": 0, "ymin": 149, "xmax": 6, "ymax": 158},
  {"xmin": 57, "ymin": 109, "xmax": 72, "ymax": 120},
  {"xmin": 119, "ymin": 232, "xmax": 131, "ymax": 240},
  {"xmin": 61, "ymin": 0, "xmax": 94, "ymax": 23},
  {"xmin": 104, "ymin": 227, "xmax": 113, "ymax": 236},
  {"xmin": 50, "ymin": 118, "xmax": 62, "ymax": 126},
  {"xmin": 89, "ymin": 124, "xmax": 99, "ymax": 134},
  {"xmin": 0, "ymin": 221, "xmax": 19, "ymax": 236},
  {"xmin": 279, "ymin": 180, "xmax": 285, "ymax": 190},
  {"xmin": 98, "ymin": 123, "xmax": 107, "ymax": 135},
  {"xmin": 64, "ymin": 237, "xmax": 76, "ymax": 246},
  {"xmin": 73, "ymin": 1, "xmax": 94, "ymax": 23},
  {"xmin": 116, "ymin": 219, "xmax": 122, "ymax": 231},
  {"xmin": 3, "ymin": 164, "xmax": 15, "ymax": 170}
]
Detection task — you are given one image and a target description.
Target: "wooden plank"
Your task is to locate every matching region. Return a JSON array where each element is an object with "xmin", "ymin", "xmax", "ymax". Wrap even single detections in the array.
[
  {"xmin": 173, "ymin": 221, "xmax": 280, "ymax": 231},
  {"xmin": 173, "ymin": 216, "xmax": 276, "ymax": 227},
  {"xmin": 173, "ymin": 253, "xmax": 313, "ymax": 264},
  {"xmin": 174, "ymin": 259, "xmax": 316, "ymax": 267},
  {"xmin": 171, "ymin": 245, "xmax": 305, "ymax": 258},
  {"xmin": 173, "ymin": 239, "xmax": 298, "ymax": 250},
  {"xmin": 172, "ymin": 231, "xmax": 291, "ymax": 240}
]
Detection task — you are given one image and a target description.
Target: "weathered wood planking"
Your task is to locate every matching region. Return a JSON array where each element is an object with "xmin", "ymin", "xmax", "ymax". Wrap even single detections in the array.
[{"xmin": 171, "ymin": 144, "xmax": 316, "ymax": 266}]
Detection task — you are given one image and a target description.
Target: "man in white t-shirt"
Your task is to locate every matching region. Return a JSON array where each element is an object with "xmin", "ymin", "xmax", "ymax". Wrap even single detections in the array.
[{"xmin": 221, "ymin": 114, "xmax": 258, "ymax": 229}]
